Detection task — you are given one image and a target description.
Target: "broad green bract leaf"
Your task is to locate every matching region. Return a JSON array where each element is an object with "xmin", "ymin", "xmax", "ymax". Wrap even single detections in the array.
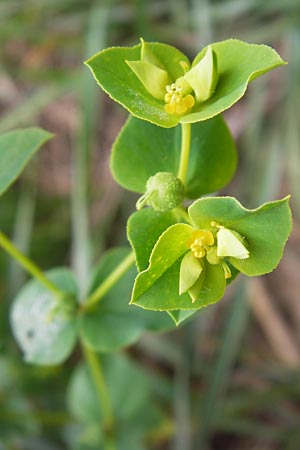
[
  {"xmin": 131, "ymin": 224, "xmax": 226, "ymax": 310},
  {"xmin": 188, "ymin": 196, "xmax": 292, "ymax": 276},
  {"xmin": 86, "ymin": 42, "xmax": 189, "ymax": 128},
  {"xmin": 112, "ymin": 115, "xmax": 237, "ymax": 198},
  {"xmin": 181, "ymin": 39, "xmax": 286, "ymax": 124},
  {"xmin": 132, "ymin": 224, "xmax": 194, "ymax": 300},
  {"xmin": 0, "ymin": 128, "xmax": 52, "ymax": 196},
  {"xmin": 10, "ymin": 268, "xmax": 78, "ymax": 365},
  {"xmin": 86, "ymin": 39, "xmax": 285, "ymax": 128},
  {"xmin": 79, "ymin": 248, "xmax": 175, "ymax": 352},
  {"xmin": 127, "ymin": 210, "xmax": 197, "ymax": 323}
]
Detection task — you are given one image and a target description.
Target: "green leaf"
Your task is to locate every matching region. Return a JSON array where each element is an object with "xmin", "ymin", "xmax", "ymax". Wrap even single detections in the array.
[
  {"xmin": 188, "ymin": 196, "xmax": 292, "ymax": 276},
  {"xmin": 86, "ymin": 42, "xmax": 189, "ymax": 128},
  {"xmin": 0, "ymin": 128, "xmax": 53, "ymax": 196},
  {"xmin": 67, "ymin": 353, "xmax": 155, "ymax": 424},
  {"xmin": 133, "ymin": 257, "xmax": 226, "ymax": 310},
  {"xmin": 112, "ymin": 115, "xmax": 237, "ymax": 198},
  {"xmin": 181, "ymin": 39, "xmax": 286, "ymax": 124},
  {"xmin": 132, "ymin": 223, "xmax": 194, "ymax": 300},
  {"xmin": 128, "ymin": 212, "xmax": 196, "ymax": 323},
  {"xmin": 131, "ymin": 224, "xmax": 226, "ymax": 310},
  {"xmin": 10, "ymin": 268, "xmax": 78, "ymax": 365},
  {"xmin": 79, "ymin": 248, "xmax": 175, "ymax": 352},
  {"xmin": 127, "ymin": 208, "xmax": 179, "ymax": 271},
  {"xmin": 86, "ymin": 39, "xmax": 285, "ymax": 127}
]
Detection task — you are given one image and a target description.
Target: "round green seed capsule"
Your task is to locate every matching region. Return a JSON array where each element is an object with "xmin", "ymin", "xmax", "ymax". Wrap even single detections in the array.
[{"xmin": 136, "ymin": 172, "xmax": 185, "ymax": 212}]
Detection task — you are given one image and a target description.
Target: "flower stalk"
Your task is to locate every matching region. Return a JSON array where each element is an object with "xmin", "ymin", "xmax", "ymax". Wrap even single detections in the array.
[{"xmin": 177, "ymin": 123, "xmax": 192, "ymax": 187}]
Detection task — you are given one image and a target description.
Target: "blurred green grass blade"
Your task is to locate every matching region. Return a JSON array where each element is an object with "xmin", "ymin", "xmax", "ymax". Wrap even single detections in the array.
[
  {"xmin": 71, "ymin": 2, "xmax": 110, "ymax": 297},
  {"xmin": 168, "ymin": 0, "xmax": 188, "ymax": 31},
  {"xmin": 134, "ymin": 0, "xmax": 149, "ymax": 39},
  {"xmin": 191, "ymin": 0, "xmax": 213, "ymax": 46},
  {"xmin": 286, "ymin": 110, "xmax": 300, "ymax": 224},
  {"xmin": 196, "ymin": 280, "xmax": 249, "ymax": 448},
  {"xmin": 285, "ymin": 29, "xmax": 300, "ymax": 224},
  {"xmin": 7, "ymin": 186, "xmax": 36, "ymax": 298}
]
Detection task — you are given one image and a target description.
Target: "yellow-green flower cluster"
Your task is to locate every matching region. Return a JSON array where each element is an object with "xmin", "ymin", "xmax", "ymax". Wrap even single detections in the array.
[
  {"xmin": 126, "ymin": 39, "xmax": 219, "ymax": 116},
  {"xmin": 180, "ymin": 223, "xmax": 249, "ymax": 302}
]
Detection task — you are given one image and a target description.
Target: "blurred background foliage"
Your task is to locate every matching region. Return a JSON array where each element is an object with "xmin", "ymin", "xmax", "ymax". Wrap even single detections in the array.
[{"xmin": 0, "ymin": 0, "xmax": 300, "ymax": 449}]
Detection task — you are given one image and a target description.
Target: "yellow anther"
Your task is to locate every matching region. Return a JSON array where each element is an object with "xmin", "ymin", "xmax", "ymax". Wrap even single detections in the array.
[
  {"xmin": 187, "ymin": 229, "xmax": 214, "ymax": 259},
  {"xmin": 164, "ymin": 82, "xmax": 195, "ymax": 116}
]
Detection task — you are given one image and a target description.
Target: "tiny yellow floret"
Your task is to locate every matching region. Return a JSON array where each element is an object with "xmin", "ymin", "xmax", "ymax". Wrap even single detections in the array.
[
  {"xmin": 164, "ymin": 83, "xmax": 195, "ymax": 115},
  {"xmin": 187, "ymin": 229, "xmax": 214, "ymax": 259}
]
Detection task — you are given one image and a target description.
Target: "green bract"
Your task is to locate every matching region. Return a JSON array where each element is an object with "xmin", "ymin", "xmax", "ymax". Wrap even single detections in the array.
[
  {"xmin": 130, "ymin": 196, "xmax": 291, "ymax": 311},
  {"xmin": 86, "ymin": 38, "xmax": 286, "ymax": 128}
]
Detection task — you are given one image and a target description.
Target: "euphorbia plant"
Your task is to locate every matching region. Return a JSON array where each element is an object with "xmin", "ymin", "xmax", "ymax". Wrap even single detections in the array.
[
  {"xmin": 0, "ymin": 38, "xmax": 292, "ymax": 448},
  {"xmin": 86, "ymin": 38, "xmax": 291, "ymax": 321}
]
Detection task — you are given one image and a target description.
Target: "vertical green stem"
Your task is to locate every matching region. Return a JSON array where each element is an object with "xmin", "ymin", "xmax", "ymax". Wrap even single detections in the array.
[
  {"xmin": 82, "ymin": 344, "xmax": 116, "ymax": 449},
  {"xmin": 177, "ymin": 123, "xmax": 192, "ymax": 187},
  {"xmin": 0, "ymin": 230, "xmax": 63, "ymax": 298},
  {"xmin": 8, "ymin": 185, "xmax": 36, "ymax": 297}
]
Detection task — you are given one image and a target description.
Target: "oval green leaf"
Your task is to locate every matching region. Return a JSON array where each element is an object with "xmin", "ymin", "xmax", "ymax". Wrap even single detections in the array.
[
  {"xmin": 0, "ymin": 128, "xmax": 53, "ymax": 196},
  {"xmin": 67, "ymin": 353, "xmax": 154, "ymax": 423},
  {"xmin": 10, "ymin": 268, "xmax": 78, "ymax": 365},
  {"xmin": 112, "ymin": 115, "xmax": 237, "ymax": 199}
]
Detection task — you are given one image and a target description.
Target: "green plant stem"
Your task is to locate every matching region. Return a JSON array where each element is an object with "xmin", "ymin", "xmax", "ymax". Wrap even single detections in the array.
[
  {"xmin": 0, "ymin": 230, "xmax": 63, "ymax": 298},
  {"xmin": 82, "ymin": 343, "xmax": 115, "ymax": 449},
  {"xmin": 83, "ymin": 251, "xmax": 135, "ymax": 310},
  {"xmin": 177, "ymin": 123, "xmax": 192, "ymax": 186}
]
